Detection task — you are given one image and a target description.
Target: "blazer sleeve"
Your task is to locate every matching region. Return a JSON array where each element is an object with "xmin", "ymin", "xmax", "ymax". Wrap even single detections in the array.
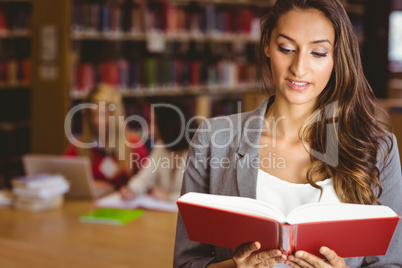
[
  {"xmin": 173, "ymin": 121, "xmax": 218, "ymax": 268},
  {"xmin": 362, "ymin": 134, "xmax": 402, "ymax": 267}
]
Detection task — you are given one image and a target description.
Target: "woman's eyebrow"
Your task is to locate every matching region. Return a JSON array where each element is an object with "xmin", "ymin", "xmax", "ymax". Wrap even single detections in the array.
[{"xmin": 277, "ymin": 33, "xmax": 332, "ymax": 45}]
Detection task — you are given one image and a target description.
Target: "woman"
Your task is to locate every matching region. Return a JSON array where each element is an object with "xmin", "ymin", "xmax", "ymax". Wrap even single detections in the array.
[
  {"xmin": 120, "ymin": 101, "xmax": 198, "ymax": 202},
  {"xmin": 65, "ymin": 84, "xmax": 148, "ymax": 190},
  {"xmin": 174, "ymin": 0, "xmax": 402, "ymax": 267}
]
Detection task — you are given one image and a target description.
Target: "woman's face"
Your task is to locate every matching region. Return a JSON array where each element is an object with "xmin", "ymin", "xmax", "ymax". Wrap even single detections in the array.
[{"xmin": 265, "ymin": 8, "xmax": 335, "ymax": 108}]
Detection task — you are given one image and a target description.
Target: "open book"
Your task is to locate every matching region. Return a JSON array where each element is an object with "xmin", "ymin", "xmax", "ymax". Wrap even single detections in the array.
[
  {"xmin": 96, "ymin": 192, "xmax": 178, "ymax": 213},
  {"xmin": 177, "ymin": 192, "xmax": 400, "ymax": 258}
]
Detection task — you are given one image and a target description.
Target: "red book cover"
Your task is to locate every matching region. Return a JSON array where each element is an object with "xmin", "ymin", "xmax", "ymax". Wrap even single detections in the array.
[
  {"xmin": 100, "ymin": 61, "xmax": 118, "ymax": 87},
  {"xmin": 0, "ymin": 7, "xmax": 8, "ymax": 33},
  {"xmin": 223, "ymin": 11, "xmax": 231, "ymax": 34},
  {"xmin": 190, "ymin": 61, "xmax": 200, "ymax": 86},
  {"xmin": 240, "ymin": 9, "xmax": 253, "ymax": 34},
  {"xmin": 177, "ymin": 193, "xmax": 400, "ymax": 258},
  {"xmin": 77, "ymin": 63, "xmax": 95, "ymax": 92},
  {"xmin": 165, "ymin": 3, "xmax": 178, "ymax": 33}
]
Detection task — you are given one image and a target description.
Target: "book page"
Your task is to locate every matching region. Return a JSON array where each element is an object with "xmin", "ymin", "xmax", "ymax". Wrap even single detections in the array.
[
  {"xmin": 286, "ymin": 202, "xmax": 398, "ymax": 224},
  {"xmin": 179, "ymin": 192, "xmax": 287, "ymax": 222},
  {"xmin": 96, "ymin": 192, "xmax": 178, "ymax": 212}
]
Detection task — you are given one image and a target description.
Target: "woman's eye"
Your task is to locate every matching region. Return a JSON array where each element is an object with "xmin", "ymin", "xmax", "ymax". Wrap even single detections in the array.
[
  {"xmin": 278, "ymin": 46, "xmax": 294, "ymax": 54},
  {"xmin": 312, "ymin": 52, "xmax": 328, "ymax": 58}
]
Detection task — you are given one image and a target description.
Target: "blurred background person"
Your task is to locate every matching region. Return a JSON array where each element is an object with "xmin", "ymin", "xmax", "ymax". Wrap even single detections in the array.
[
  {"xmin": 65, "ymin": 84, "xmax": 148, "ymax": 190},
  {"xmin": 120, "ymin": 100, "xmax": 198, "ymax": 202}
]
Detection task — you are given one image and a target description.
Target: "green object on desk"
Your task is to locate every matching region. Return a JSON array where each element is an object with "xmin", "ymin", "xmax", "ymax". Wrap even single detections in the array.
[{"xmin": 79, "ymin": 208, "xmax": 144, "ymax": 225}]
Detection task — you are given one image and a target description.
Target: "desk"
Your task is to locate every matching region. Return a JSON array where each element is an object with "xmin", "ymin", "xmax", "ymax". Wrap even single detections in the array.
[{"xmin": 0, "ymin": 200, "xmax": 178, "ymax": 268}]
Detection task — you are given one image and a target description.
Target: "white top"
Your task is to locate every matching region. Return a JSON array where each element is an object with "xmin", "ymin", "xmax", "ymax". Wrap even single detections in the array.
[
  {"xmin": 127, "ymin": 142, "xmax": 187, "ymax": 202},
  {"xmin": 257, "ymin": 169, "xmax": 341, "ymax": 216},
  {"xmin": 256, "ymin": 169, "xmax": 341, "ymax": 268}
]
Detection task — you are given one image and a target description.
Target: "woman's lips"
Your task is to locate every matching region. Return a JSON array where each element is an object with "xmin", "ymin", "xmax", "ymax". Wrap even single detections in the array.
[{"xmin": 286, "ymin": 79, "xmax": 311, "ymax": 91}]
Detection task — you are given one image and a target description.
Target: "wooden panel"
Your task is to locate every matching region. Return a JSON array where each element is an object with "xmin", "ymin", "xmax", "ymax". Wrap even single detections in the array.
[{"xmin": 31, "ymin": 0, "xmax": 71, "ymax": 154}]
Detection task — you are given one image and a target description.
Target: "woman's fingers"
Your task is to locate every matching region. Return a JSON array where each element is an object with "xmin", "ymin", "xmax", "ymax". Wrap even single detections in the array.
[
  {"xmin": 233, "ymin": 242, "xmax": 286, "ymax": 267},
  {"xmin": 233, "ymin": 241, "xmax": 261, "ymax": 261},
  {"xmin": 320, "ymin": 247, "xmax": 347, "ymax": 267},
  {"xmin": 285, "ymin": 248, "xmax": 348, "ymax": 268},
  {"xmin": 120, "ymin": 187, "xmax": 135, "ymax": 200},
  {"xmin": 286, "ymin": 252, "xmax": 316, "ymax": 268}
]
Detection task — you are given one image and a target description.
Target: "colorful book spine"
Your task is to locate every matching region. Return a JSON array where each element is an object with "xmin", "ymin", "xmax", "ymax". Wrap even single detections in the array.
[
  {"xmin": 72, "ymin": 1, "xmax": 261, "ymax": 37},
  {"xmin": 71, "ymin": 58, "xmax": 256, "ymax": 92}
]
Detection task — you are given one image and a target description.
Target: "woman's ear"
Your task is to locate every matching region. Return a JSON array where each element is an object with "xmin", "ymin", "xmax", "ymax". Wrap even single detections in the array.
[{"xmin": 264, "ymin": 43, "xmax": 270, "ymax": 58}]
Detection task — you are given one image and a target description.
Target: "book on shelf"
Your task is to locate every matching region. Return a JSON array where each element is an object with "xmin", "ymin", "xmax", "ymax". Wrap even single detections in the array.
[
  {"xmin": 0, "ymin": 7, "xmax": 7, "ymax": 33},
  {"xmin": 96, "ymin": 192, "xmax": 178, "ymax": 213},
  {"xmin": 79, "ymin": 207, "xmax": 144, "ymax": 225},
  {"xmin": 177, "ymin": 192, "xmax": 400, "ymax": 258},
  {"xmin": 71, "ymin": 1, "xmax": 262, "ymax": 37},
  {"xmin": 71, "ymin": 58, "xmax": 256, "ymax": 93},
  {"xmin": 0, "ymin": 59, "xmax": 31, "ymax": 87}
]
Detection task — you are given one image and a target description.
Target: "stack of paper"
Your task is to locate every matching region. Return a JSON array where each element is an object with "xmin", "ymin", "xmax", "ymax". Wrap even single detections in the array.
[{"xmin": 11, "ymin": 173, "xmax": 69, "ymax": 212}]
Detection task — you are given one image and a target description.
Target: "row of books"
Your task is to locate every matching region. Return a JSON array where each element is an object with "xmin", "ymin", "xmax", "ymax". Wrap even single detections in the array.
[
  {"xmin": 0, "ymin": 59, "xmax": 30, "ymax": 87},
  {"xmin": 11, "ymin": 174, "xmax": 69, "ymax": 212},
  {"xmin": 71, "ymin": 2, "xmax": 261, "ymax": 38},
  {"xmin": 71, "ymin": 59, "xmax": 257, "ymax": 93},
  {"xmin": 0, "ymin": 5, "xmax": 31, "ymax": 33}
]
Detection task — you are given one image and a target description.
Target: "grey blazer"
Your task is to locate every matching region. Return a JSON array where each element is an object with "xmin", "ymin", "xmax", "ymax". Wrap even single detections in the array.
[{"xmin": 174, "ymin": 97, "xmax": 402, "ymax": 268}]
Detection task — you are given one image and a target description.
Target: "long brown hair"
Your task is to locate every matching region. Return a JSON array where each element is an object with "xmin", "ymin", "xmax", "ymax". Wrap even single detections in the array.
[
  {"xmin": 259, "ymin": 0, "xmax": 393, "ymax": 204},
  {"xmin": 78, "ymin": 84, "xmax": 132, "ymax": 172}
]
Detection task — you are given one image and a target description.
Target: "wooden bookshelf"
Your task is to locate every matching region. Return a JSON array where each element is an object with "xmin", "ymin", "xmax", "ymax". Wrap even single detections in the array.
[
  {"xmin": 31, "ymin": 0, "xmax": 71, "ymax": 155},
  {"xmin": 28, "ymin": 0, "xmax": 373, "ymax": 156},
  {"xmin": 0, "ymin": 31, "xmax": 31, "ymax": 38},
  {"xmin": 69, "ymin": 0, "xmax": 267, "ymax": 126},
  {"xmin": 71, "ymin": 84, "xmax": 262, "ymax": 99},
  {"xmin": 71, "ymin": 31, "xmax": 259, "ymax": 43},
  {"xmin": 0, "ymin": 0, "xmax": 32, "ymax": 184}
]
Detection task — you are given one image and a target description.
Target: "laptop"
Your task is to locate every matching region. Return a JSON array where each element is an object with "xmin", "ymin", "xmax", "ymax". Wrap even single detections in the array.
[{"xmin": 22, "ymin": 154, "xmax": 114, "ymax": 199}]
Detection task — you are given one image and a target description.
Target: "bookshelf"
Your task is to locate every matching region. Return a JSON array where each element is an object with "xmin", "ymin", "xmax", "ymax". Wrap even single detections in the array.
[
  {"xmin": 0, "ymin": 0, "xmax": 31, "ymax": 187},
  {"xmin": 28, "ymin": 0, "xmax": 372, "ymax": 155},
  {"xmin": 68, "ymin": 0, "xmax": 270, "ymax": 132}
]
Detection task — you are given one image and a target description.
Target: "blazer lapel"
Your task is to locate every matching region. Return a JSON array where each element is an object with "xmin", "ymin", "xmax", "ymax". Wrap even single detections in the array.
[{"xmin": 235, "ymin": 97, "xmax": 273, "ymax": 199}]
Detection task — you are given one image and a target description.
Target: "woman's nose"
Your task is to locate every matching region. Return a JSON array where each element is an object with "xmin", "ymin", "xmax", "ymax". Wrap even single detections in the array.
[{"xmin": 290, "ymin": 52, "xmax": 308, "ymax": 78}]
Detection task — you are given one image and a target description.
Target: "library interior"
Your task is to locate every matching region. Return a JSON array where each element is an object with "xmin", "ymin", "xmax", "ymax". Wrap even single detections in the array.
[{"xmin": 0, "ymin": 0, "xmax": 401, "ymax": 267}]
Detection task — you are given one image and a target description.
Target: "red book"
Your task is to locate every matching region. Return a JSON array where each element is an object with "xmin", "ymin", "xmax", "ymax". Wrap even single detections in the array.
[
  {"xmin": 100, "ymin": 61, "xmax": 118, "ymax": 87},
  {"xmin": 77, "ymin": 63, "xmax": 95, "ymax": 92},
  {"xmin": 240, "ymin": 9, "xmax": 253, "ymax": 34},
  {"xmin": 190, "ymin": 61, "xmax": 200, "ymax": 86},
  {"xmin": 21, "ymin": 59, "xmax": 31, "ymax": 85},
  {"xmin": 0, "ymin": 7, "xmax": 8, "ymax": 32},
  {"xmin": 177, "ymin": 192, "xmax": 400, "ymax": 258}
]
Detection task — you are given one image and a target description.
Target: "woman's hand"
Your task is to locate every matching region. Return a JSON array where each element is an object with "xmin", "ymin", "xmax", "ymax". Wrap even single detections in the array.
[
  {"xmin": 285, "ymin": 247, "xmax": 349, "ymax": 268},
  {"xmin": 149, "ymin": 186, "xmax": 171, "ymax": 201},
  {"xmin": 232, "ymin": 241, "xmax": 287, "ymax": 267},
  {"xmin": 120, "ymin": 186, "xmax": 136, "ymax": 200}
]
